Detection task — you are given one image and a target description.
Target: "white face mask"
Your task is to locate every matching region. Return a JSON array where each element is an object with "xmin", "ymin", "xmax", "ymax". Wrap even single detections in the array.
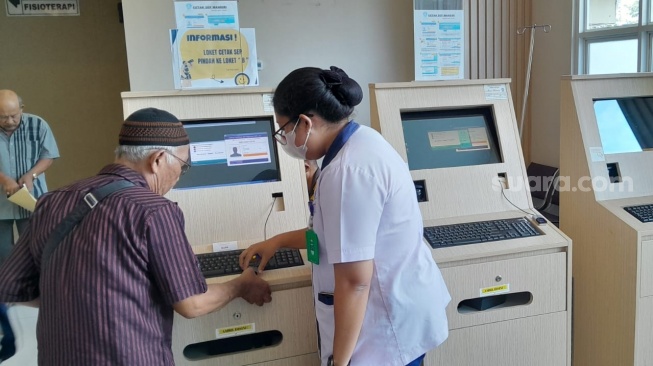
[{"xmin": 281, "ymin": 120, "xmax": 311, "ymax": 160}]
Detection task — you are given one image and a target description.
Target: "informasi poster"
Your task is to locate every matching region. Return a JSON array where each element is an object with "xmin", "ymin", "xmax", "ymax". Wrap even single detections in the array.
[
  {"xmin": 414, "ymin": 10, "xmax": 464, "ymax": 80},
  {"xmin": 171, "ymin": 28, "xmax": 258, "ymax": 89}
]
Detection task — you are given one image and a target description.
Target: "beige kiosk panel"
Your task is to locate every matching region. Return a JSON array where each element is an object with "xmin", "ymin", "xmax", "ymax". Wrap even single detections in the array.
[
  {"xmin": 370, "ymin": 79, "xmax": 571, "ymax": 366},
  {"xmin": 442, "ymin": 252, "xmax": 566, "ymax": 330},
  {"xmin": 426, "ymin": 312, "xmax": 567, "ymax": 366},
  {"xmin": 641, "ymin": 240, "xmax": 653, "ymax": 297},
  {"xmin": 171, "ymin": 287, "xmax": 318, "ymax": 366},
  {"xmin": 635, "ymin": 296, "xmax": 653, "ymax": 365},
  {"xmin": 561, "ymin": 73, "xmax": 653, "ymax": 366},
  {"xmin": 248, "ymin": 354, "xmax": 320, "ymax": 366},
  {"xmin": 564, "ymin": 74, "xmax": 653, "ymax": 202},
  {"xmin": 370, "ymin": 80, "xmax": 531, "ymax": 220},
  {"xmin": 121, "ymin": 88, "xmax": 309, "ymax": 246}
]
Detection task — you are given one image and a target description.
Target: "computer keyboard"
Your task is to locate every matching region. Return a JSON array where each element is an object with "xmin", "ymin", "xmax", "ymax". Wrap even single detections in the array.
[
  {"xmin": 423, "ymin": 217, "xmax": 541, "ymax": 249},
  {"xmin": 624, "ymin": 204, "xmax": 653, "ymax": 223},
  {"xmin": 196, "ymin": 248, "xmax": 305, "ymax": 278}
]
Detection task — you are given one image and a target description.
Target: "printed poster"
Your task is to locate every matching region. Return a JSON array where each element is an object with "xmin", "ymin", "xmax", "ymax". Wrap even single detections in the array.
[
  {"xmin": 171, "ymin": 28, "xmax": 259, "ymax": 89},
  {"xmin": 174, "ymin": 1, "xmax": 238, "ymax": 30},
  {"xmin": 414, "ymin": 10, "xmax": 464, "ymax": 80}
]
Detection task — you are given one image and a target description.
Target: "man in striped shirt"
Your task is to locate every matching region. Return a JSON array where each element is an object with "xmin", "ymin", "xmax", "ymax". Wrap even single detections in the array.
[
  {"xmin": 0, "ymin": 89, "xmax": 59, "ymax": 263},
  {"xmin": 0, "ymin": 108, "xmax": 272, "ymax": 365},
  {"xmin": 0, "ymin": 89, "xmax": 59, "ymax": 362}
]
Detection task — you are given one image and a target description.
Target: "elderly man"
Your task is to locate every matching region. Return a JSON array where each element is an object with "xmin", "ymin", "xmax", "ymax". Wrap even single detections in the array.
[
  {"xmin": 0, "ymin": 89, "xmax": 59, "ymax": 361},
  {"xmin": 0, "ymin": 89, "xmax": 59, "ymax": 262},
  {"xmin": 0, "ymin": 108, "xmax": 271, "ymax": 365}
]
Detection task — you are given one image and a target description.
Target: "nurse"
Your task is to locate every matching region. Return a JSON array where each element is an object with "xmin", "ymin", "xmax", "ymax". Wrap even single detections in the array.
[{"xmin": 240, "ymin": 66, "xmax": 450, "ymax": 366}]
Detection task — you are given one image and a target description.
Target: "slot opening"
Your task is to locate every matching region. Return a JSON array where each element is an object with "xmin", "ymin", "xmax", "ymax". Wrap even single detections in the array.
[
  {"xmin": 183, "ymin": 330, "xmax": 283, "ymax": 361},
  {"xmin": 457, "ymin": 291, "xmax": 532, "ymax": 313}
]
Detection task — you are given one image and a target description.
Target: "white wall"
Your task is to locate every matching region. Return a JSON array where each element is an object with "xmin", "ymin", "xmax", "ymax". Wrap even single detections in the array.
[
  {"xmin": 122, "ymin": 0, "xmax": 415, "ymax": 126},
  {"xmin": 122, "ymin": 0, "xmax": 576, "ymax": 165},
  {"xmin": 529, "ymin": 0, "xmax": 573, "ymax": 168}
]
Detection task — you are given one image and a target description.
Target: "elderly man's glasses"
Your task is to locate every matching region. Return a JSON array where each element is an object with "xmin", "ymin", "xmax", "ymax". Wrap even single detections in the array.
[
  {"xmin": 273, "ymin": 114, "xmax": 313, "ymax": 145},
  {"xmin": 166, "ymin": 151, "xmax": 191, "ymax": 176}
]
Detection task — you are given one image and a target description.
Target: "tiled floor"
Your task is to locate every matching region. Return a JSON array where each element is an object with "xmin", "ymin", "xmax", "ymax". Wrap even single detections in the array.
[{"xmin": 0, "ymin": 306, "xmax": 38, "ymax": 365}]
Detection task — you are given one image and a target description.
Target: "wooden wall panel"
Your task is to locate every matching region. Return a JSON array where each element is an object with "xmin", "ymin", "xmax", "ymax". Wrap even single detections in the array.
[
  {"xmin": 468, "ymin": 0, "xmax": 478, "ymax": 79},
  {"xmin": 465, "ymin": 0, "xmax": 532, "ymax": 161}
]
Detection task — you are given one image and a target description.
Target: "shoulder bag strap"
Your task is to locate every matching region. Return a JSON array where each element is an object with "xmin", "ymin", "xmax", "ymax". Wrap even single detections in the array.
[{"xmin": 41, "ymin": 180, "xmax": 135, "ymax": 265}]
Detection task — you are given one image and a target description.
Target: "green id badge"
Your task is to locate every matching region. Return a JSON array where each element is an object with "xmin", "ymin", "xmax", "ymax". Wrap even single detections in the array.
[{"xmin": 306, "ymin": 229, "xmax": 319, "ymax": 264}]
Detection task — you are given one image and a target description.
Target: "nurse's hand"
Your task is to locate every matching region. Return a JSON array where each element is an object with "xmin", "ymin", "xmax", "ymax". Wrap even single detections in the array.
[{"xmin": 239, "ymin": 238, "xmax": 280, "ymax": 273}]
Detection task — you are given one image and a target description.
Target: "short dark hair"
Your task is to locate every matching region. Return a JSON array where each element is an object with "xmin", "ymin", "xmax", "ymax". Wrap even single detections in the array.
[{"xmin": 273, "ymin": 66, "xmax": 363, "ymax": 123}]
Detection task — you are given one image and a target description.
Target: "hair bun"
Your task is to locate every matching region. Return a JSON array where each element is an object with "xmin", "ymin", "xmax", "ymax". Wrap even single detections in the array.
[
  {"xmin": 319, "ymin": 68, "xmax": 343, "ymax": 89},
  {"xmin": 320, "ymin": 66, "xmax": 363, "ymax": 108}
]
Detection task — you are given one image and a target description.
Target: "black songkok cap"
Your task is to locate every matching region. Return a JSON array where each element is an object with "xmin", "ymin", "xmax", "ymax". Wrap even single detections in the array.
[{"xmin": 119, "ymin": 108, "xmax": 189, "ymax": 146}]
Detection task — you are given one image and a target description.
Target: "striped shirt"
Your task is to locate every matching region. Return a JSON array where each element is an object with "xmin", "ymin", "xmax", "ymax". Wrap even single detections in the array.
[
  {"xmin": 0, "ymin": 164, "xmax": 207, "ymax": 366},
  {"xmin": 0, "ymin": 112, "xmax": 59, "ymax": 220}
]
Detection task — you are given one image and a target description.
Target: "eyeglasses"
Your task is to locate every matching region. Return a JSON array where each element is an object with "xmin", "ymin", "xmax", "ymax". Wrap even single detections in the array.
[
  {"xmin": 0, "ymin": 112, "xmax": 21, "ymax": 122},
  {"xmin": 165, "ymin": 151, "xmax": 191, "ymax": 176},
  {"xmin": 273, "ymin": 118, "xmax": 297, "ymax": 145},
  {"xmin": 273, "ymin": 114, "xmax": 313, "ymax": 145}
]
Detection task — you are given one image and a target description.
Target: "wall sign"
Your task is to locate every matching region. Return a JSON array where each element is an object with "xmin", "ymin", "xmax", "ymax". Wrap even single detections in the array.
[
  {"xmin": 171, "ymin": 28, "xmax": 259, "ymax": 89},
  {"xmin": 6, "ymin": 0, "xmax": 79, "ymax": 16},
  {"xmin": 174, "ymin": 1, "xmax": 238, "ymax": 30},
  {"xmin": 414, "ymin": 9, "xmax": 464, "ymax": 81}
]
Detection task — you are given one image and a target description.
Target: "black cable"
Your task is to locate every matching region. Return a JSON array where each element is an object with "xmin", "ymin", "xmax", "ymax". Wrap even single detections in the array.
[
  {"xmin": 263, "ymin": 197, "xmax": 277, "ymax": 240},
  {"xmin": 500, "ymin": 185, "xmax": 533, "ymax": 217}
]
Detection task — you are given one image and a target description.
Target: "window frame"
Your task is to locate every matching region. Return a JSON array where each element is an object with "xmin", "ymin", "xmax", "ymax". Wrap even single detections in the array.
[{"xmin": 574, "ymin": 0, "xmax": 653, "ymax": 74}]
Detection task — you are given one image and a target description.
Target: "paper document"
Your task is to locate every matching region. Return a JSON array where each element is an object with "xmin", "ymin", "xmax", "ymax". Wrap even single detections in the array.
[{"xmin": 7, "ymin": 186, "xmax": 37, "ymax": 212}]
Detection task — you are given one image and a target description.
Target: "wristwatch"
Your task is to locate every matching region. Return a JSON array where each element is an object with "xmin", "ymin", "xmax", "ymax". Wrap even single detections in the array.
[
  {"xmin": 32, "ymin": 172, "xmax": 38, "ymax": 179},
  {"xmin": 327, "ymin": 356, "xmax": 334, "ymax": 366},
  {"xmin": 327, "ymin": 355, "xmax": 350, "ymax": 366}
]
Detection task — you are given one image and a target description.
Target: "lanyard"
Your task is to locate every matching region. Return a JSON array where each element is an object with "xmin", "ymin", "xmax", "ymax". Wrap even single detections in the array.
[
  {"xmin": 320, "ymin": 121, "xmax": 360, "ymax": 170},
  {"xmin": 308, "ymin": 184, "xmax": 317, "ymax": 217},
  {"xmin": 307, "ymin": 167, "xmax": 320, "ymax": 216}
]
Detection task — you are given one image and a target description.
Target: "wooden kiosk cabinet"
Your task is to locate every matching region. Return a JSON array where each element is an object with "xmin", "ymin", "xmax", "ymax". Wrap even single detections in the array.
[
  {"xmin": 370, "ymin": 79, "xmax": 572, "ymax": 366},
  {"xmin": 561, "ymin": 73, "xmax": 653, "ymax": 366},
  {"xmin": 122, "ymin": 89, "xmax": 320, "ymax": 366},
  {"xmin": 170, "ymin": 273, "xmax": 318, "ymax": 366}
]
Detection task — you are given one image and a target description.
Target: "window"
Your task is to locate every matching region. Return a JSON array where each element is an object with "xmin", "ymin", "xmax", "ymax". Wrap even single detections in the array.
[{"xmin": 575, "ymin": 0, "xmax": 653, "ymax": 74}]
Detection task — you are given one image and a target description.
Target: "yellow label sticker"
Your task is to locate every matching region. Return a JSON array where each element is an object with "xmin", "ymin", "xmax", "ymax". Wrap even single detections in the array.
[
  {"xmin": 215, "ymin": 323, "xmax": 255, "ymax": 339},
  {"xmin": 480, "ymin": 284, "xmax": 510, "ymax": 297}
]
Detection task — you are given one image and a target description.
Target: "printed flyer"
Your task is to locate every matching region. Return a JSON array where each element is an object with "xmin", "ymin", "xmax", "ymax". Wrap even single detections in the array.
[
  {"xmin": 414, "ymin": 10, "xmax": 464, "ymax": 80},
  {"xmin": 171, "ymin": 28, "xmax": 259, "ymax": 89},
  {"xmin": 174, "ymin": 1, "xmax": 238, "ymax": 30}
]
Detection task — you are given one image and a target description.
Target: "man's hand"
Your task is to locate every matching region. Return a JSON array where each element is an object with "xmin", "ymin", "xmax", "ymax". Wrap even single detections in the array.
[
  {"xmin": 237, "ymin": 268, "xmax": 272, "ymax": 306},
  {"xmin": 17, "ymin": 173, "xmax": 34, "ymax": 192},
  {"xmin": 2, "ymin": 178, "xmax": 20, "ymax": 196},
  {"xmin": 174, "ymin": 269, "xmax": 271, "ymax": 318}
]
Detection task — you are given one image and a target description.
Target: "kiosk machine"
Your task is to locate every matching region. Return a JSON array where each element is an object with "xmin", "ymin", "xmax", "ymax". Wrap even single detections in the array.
[
  {"xmin": 561, "ymin": 73, "xmax": 653, "ymax": 366},
  {"xmin": 370, "ymin": 79, "xmax": 572, "ymax": 366},
  {"xmin": 122, "ymin": 88, "xmax": 320, "ymax": 366}
]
